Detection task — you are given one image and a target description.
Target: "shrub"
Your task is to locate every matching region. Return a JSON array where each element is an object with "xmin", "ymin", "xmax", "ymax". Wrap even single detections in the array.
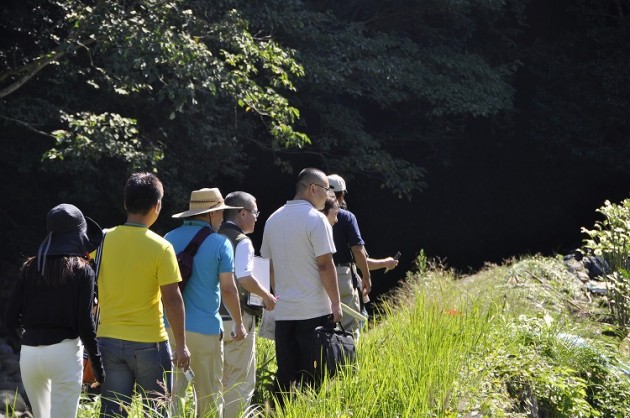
[{"xmin": 582, "ymin": 198, "xmax": 630, "ymax": 329}]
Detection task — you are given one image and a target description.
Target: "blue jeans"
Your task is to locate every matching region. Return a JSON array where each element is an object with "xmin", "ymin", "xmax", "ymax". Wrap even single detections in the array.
[{"xmin": 98, "ymin": 338, "xmax": 172, "ymax": 418}]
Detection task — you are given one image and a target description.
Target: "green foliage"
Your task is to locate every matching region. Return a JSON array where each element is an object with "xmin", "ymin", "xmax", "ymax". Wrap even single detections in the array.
[
  {"xmin": 582, "ymin": 199, "xmax": 630, "ymax": 272},
  {"xmin": 444, "ymin": 260, "xmax": 630, "ymax": 417},
  {"xmin": 252, "ymin": 336, "xmax": 277, "ymax": 410},
  {"xmin": 5, "ymin": 256, "xmax": 627, "ymax": 418},
  {"xmin": 0, "ymin": 0, "xmax": 308, "ymax": 192},
  {"xmin": 606, "ymin": 270, "xmax": 630, "ymax": 330},
  {"xmin": 471, "ymin": 316, "xmax": 598, "ymax": 417},
  {"xmin": 235, "ymin": 0, "xmax": 525, "ymax": 196},
  {"xmin": 47, "ymin": 112, "xmax": 162, "ymax": 171},
  {"xmin": 582, "ymin": 198, "xmax": 630, "ymax": 329},
  {"xmin": 505, "ymin": 255, "xmax": 587, "ymax": 315},
  {"xmin": 279, "ymin": 284, "xmax": 494, "ymax": 417},
  {"xmin": 257, "ymin": 257, "xmax": 630, "ymax": 417}
]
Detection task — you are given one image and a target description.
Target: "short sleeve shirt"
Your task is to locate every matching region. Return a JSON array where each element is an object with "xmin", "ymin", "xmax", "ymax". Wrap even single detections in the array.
[
  {"xmin": 261, "ymin": 200, "xmax": 336, "ymax": 320},
  {"xmin": 234, "ymin": 238, "xmax": 255, "ymax": 279},
  {"xmin": 97, "ymin": 225, "xmax": 181, "ymax": 343},
  {"xmin": 332, "ymin": 208, "xmax": 365, "ymax": 264},
  {"xmin": 164, "ymin": 220, "xmax": 234, "ymax": 335}
]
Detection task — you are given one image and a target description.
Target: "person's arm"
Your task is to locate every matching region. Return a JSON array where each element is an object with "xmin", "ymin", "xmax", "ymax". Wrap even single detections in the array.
[
  {"xmin": 367, "ymin": 256, "xmax": 399, "ymax": 271},
  {"xmin": 269, "ymin": 261, "xmax": 275, "ymax": 294},
  {"xmin": 220, "ymin": 272, "xmax": 246, "ymax": 340},
  {"xmin": 234, "ymin": 240, "xmax": 276, "ymax": 310},
  {"xmin": 4, "ymin": 274, "xmax": 24, "ymax": 347},
  {"xmin": 77, "ymin": 268, "xmax": 104, "ymax": 384},
  {"xmin": 238, "ymin": 276, "xmax": 277, "ymax": 311},
  {"xmin": 317, "ymin": 252, "xmax": 342, "ymax": 323},
  {"xmin": 351, "ymin": 244, "xmax": 371, "ymax": 295},
  {"xmin": 161, "ymin": 283, "xmax": 191, "ymax": 370}
]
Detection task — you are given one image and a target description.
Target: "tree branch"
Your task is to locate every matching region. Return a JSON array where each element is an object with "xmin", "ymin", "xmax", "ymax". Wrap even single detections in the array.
[
  {"xmin": 0, "ymin": 114, "xmax": 55, "ymax": 139},
  {"xmin": 0, "ymin": 38, "xmax": 95, "ymax": 99}
]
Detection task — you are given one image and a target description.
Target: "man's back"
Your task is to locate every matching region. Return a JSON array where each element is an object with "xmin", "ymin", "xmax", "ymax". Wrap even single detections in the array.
[
  {"xmin": 98, "ymin": 224, "xmax": 180, "ymax": 342},
  {"xmin": 164, "ymin": 220, "xmax": 234, "ymax": 335},
  {"xmin": 332, "ymin": 208, "xmax": 365, "ymax": 264},
  {"xmin": 261, "ymin": 200, "xmax": 335, "ymax": 320}
]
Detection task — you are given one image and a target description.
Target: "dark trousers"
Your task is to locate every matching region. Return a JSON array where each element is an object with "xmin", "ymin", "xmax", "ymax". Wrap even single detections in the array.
[{"xmin": 274, "ymin": 315, "xmax": 330, "ymax": 402}]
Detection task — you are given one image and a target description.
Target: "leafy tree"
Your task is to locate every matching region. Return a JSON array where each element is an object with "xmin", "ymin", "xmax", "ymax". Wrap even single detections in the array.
[
  {"xmin": 219, "ymin": 0, "xmax": 528, "ymax": 197},
  {"xmin": 0, "ymin": 0, "xmax": 307, "ymax": 259}
]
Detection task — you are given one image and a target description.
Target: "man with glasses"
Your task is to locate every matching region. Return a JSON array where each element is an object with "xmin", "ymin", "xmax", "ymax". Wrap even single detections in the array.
[
  {"xmin": 219, "ymin": 191, "xmax": 277, "ymax": 418},
  {"xmin": 261, "ymin": 168, "xmax": 342, "ymax": 404}
]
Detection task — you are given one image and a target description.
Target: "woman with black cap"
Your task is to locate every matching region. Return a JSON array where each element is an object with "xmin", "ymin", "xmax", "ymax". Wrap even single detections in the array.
[{"xmin": 4, "ymin": 203, "xmax": 105, "ymax": 418}]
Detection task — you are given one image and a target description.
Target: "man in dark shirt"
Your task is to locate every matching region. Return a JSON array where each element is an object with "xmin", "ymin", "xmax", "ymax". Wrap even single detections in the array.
[{"xmin": 327, "ymin": 174, "xmax": 371, "ymax": 334}]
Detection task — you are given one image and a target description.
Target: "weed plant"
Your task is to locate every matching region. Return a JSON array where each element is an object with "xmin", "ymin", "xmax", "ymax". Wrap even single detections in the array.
[
  {"xmin": 10, "ymin": 253, "xmax": 630, "ymax": 417},
  {"xmin": 582, "ymin": 198, "xmax": 630, "ymax": 329}
]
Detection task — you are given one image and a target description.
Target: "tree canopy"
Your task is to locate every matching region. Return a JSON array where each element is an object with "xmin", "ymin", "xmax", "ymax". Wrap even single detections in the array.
[{"xmin": 1, "ymin": 0, "xmax": 628, "ymax": 268}]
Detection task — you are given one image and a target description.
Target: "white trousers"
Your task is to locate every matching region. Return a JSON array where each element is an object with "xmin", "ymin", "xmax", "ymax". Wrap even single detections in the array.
[
  {"xmin": 222, "ymin": 312, "xmax": 257, "ymax": 418},
  {"xmin": 20, "ymin": 338, "xmax": 83, "ymax": 418}
]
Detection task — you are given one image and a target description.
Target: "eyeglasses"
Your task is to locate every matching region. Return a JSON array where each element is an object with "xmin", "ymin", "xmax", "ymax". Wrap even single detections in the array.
[
  {"xmin": 243, "ymin": 208, "xmax": 260, "ymax": 218},
  {"xmin": 311, "ymin": 183, "xmax": 331, "ymax": 192}
]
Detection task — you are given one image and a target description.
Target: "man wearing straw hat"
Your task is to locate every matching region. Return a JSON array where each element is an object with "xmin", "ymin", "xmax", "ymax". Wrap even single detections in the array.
[
  {"xmin": 96, "ymin": 172, "xmax": 190, "ymax": 418},
  {"xmin": 165, "ymin": 187, "xmax": 247, "ymax": 417},
  {"xmin": 261, "ymin": 168, "xmax": 342, "ymax": 402}
]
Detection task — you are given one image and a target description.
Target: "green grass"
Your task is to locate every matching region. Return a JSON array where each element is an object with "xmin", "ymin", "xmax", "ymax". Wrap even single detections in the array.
[
  {"xmin": 267, "ymin": 255, "xmax": 630, "ymax": 417},
  {"xmin": 12, "ymin": 254, "xmax": 630, "ymax": 417}
]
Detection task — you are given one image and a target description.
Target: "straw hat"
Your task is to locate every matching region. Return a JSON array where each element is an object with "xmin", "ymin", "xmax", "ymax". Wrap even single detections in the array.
[
  {"xmin": 37, "ymin": 204, "xmax": 104, "ymax": 274},
  {"xmin": 172, "ymin": 188, "xmax": 242, "ymax": 219}
]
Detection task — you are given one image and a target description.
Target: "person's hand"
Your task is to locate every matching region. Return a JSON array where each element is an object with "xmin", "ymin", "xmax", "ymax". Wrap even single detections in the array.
[
  {"xmin": 263, "ymin": 293, "xmax": 277, "ymax": 311},
  {"xmin": 231, "ymin": 322, "xmax": 247, "ymax": 341},
  {"xmin": 172, "ymin": 344, "xmax": 191, "ymax": 370},
  {"xmin": 331, "ymin": 302, "xmax": 343, "ymax": 324},
  {"xmin": 361, "ymin": 275, "xmax": 372, "ymax": 295},
  {"xmin": 384, "ymin": 257, "xmax": 399, "ymax": 271}
]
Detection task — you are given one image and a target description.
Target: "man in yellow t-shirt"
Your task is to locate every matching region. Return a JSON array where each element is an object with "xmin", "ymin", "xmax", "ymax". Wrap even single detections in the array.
[{"xmin": 97, "ymin": 172, "xmax": 190, "ymax": 418}]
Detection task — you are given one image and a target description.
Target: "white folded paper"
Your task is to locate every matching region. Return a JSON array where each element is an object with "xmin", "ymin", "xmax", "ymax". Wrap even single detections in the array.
[{"xmin": 341, "ymin": 302, "xmax": 367, "ymax": 321}]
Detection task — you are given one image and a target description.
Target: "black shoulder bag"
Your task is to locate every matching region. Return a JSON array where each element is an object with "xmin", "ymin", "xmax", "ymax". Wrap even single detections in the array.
[{"xmin": 313, "ymin": 321, "xmax": 357, "ymax": 381}]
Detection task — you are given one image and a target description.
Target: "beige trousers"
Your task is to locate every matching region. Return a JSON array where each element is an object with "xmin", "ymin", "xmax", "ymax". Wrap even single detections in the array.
[
  {"xmin": 336, "ymin": 265, "xmax": 361, "ymax": 333},
  {"xmin": 168, "ymin": 329, "xmax": 224, "ymax": 418},
  {"xmin": 222, "ymin": 311, "xmax": 257, "ymax": 418}
]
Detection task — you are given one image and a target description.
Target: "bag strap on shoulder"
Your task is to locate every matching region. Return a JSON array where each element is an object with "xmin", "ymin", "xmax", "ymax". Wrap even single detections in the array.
[{"xmin": 183, "ymin": 226, "xmax": 213, "ymax": 256}]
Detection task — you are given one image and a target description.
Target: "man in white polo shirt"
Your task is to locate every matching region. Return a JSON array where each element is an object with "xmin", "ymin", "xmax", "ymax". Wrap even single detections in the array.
[{"xmin": 260, "ymin": 167, "xmax": 342, "ymax": 403}]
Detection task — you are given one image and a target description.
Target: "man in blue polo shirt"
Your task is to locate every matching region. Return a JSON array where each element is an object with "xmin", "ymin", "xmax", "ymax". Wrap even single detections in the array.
[{"xmin": 165, "ymin": 188, "xmax": 247, "ymax": 418}]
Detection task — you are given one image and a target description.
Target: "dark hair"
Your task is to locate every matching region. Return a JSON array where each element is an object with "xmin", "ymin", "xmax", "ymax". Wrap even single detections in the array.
[
  {"xmin": 124, "ymin": 172, "xmax": 163, "ymax": 215},
  {"xmin": 335, "ymin": 191, "xmax": 348, "ymax": 210},
  {"xmin": 296, "ymin": 167, "xmax": 326, "ymax": 193},
  {"xmin": 21, "ymin": 256, "xmax": 89, "ymax": 288},
  {"xmin": 322, "ymin": 195, "xmax": 339, "ymax": 215},
  {"xmin": 224, "ymin": 191, "xmax": 255, "ymax": 221}
]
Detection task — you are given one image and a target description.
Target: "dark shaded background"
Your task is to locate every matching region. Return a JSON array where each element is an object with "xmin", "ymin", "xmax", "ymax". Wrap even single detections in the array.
[
  {"xmin": 216, "ymin": 141, "xmax": 628, "ymax": 299},
  {"xmin": 1, "ymin": 0, "xmax": 629, "ymax": 303}
]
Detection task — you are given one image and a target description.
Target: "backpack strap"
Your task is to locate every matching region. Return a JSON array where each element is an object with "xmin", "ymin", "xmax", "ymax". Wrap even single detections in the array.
[
  {"xmin": 92, "ymin": 230, "xmax": 107, "ymax": 336},
  {"xmin": 183, "ymin": 226, "xmax": 213, "ymax": 257}
]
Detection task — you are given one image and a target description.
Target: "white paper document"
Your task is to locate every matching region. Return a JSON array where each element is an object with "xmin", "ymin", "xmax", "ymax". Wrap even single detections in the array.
[{"xmin": 248, "ymin": 256, "xmax": 270, "ymax": 307}]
